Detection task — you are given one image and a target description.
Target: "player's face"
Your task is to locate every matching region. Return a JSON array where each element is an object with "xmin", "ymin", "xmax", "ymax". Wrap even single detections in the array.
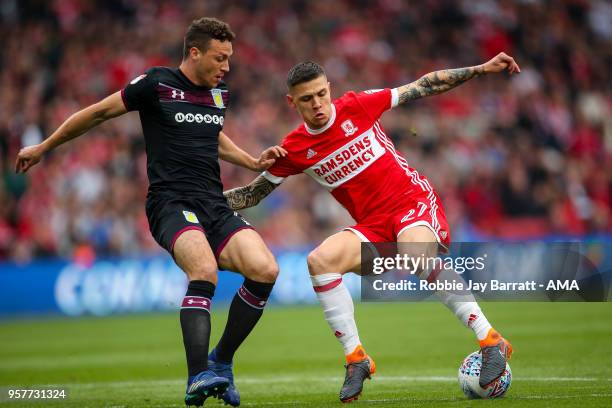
[
  {"xmin": 193, "ymin": 39, "xmax": 232, "ymax": 88},
  {"xmin": 287, "ymin": 75, "xmax": 332, "ymax": 129}
]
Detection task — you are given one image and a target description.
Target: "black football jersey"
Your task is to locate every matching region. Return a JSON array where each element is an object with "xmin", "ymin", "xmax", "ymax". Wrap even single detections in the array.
[{"xmin": 122, "ymin": 67, "xmax": 229, "ymax": 198}]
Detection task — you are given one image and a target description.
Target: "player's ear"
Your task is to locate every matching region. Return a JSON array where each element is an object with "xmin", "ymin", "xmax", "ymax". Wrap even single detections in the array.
[
  {"xmin": 286, "ymin": 94, "xmax": 296, "ymax": 109},
  {"xmin": 190, "ymin": 46, "xmax": 201, "ymax": 60}
]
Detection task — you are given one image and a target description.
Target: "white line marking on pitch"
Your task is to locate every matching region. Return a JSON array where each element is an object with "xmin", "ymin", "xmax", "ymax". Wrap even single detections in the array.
[
  {"xmin": 11, "ymin": 375, "xmax": 612, "ymax": 390},
  {"xmin": 132, "ymin": 393, "xmax": 612, "ymax": 407}
]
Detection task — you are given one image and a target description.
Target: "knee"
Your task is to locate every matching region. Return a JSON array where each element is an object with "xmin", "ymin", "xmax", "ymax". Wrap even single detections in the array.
[
  {"xmin": 307, "ymin": 248, "xmax": 334, "ymax": 276},
  {"xmin": 245, "ymin": 256, "xmax": 279, "ymax": 283},
  {"xmin": 186, "ymin": 261, "xmax": 218, "ymax": 282},
  {"xmin": 257, "ymin": 261, "xmax": 279, "ymax": 283}
]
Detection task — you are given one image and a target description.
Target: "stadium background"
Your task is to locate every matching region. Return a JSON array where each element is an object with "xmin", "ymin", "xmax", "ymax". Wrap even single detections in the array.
[{"xmin": 0, "ymin": 1, "xmax": 611, "ymax": 407}]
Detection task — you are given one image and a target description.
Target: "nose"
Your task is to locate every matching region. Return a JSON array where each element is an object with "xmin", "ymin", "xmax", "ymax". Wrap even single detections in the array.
[
  {"xmin": 221, "ymin": 60, "xmax": 230, "ymax": 73},
  {"xmin": 312, "ymin": 97, "xmax": 322, "ymax": 110}
]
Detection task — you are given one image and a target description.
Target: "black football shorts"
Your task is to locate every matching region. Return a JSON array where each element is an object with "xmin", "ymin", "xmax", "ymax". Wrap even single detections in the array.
[{"xmin": 145, "ymin": 193, "xmax": 252, "ymax": 259}]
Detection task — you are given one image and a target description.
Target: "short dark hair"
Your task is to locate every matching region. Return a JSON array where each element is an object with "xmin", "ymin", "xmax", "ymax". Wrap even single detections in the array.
[
  {"xmin": 286, "ymin": 61, "xmax": 326, "ymax": 89},
  {"xmin": 183, "ymin": 17, "xmax": 235, "ymax": 59}
]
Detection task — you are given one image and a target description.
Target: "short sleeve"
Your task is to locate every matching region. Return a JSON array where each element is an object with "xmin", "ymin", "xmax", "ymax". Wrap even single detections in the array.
[
  {"xmin": 354, "ymin": 88, "xmax": 398, "ymax": 120},
  {"xmin": 121, "ymin": 69, "xmax": 157, "ymax": 112}
]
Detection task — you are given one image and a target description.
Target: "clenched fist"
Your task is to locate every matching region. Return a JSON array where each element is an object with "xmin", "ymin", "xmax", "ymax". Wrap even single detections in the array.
[
  {"xmin": 15, "ymin": 144, "xmax": 45, "ymax": 173},
  {"xmin": 482, "ymin": 52, "xmax": 521, "ymax": 75}
]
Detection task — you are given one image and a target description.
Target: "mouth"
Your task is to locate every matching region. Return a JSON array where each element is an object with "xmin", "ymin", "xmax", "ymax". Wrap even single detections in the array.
[{"xmin": 315, "ymin": 112, "xmax": 326, "ymax": 120}]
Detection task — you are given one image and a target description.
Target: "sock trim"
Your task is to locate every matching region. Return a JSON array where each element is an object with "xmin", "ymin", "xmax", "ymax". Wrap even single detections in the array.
[
  {"xmin": 313, "ymin": 278, "xmax": 342, "ymax": 293},
  {"xmin": 237, "ymin": 285, "xmax": 268, "ymax": 309},
  {"xmin": 181, "ymin": 296, "xmax": 211, "ymax": 311},
  {"xmin": 310, "ymin": 273, "xmax": 341, "ymax": 285}
]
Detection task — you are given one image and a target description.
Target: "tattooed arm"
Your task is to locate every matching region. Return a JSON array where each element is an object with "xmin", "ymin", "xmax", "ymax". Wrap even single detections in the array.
[
  {"xmin": 224, "ymin": 174, "xmax": 280, "ymax": 210},
  {"xmin": 396, "ymin": 52, "xmax": 520, "ymax": 104}
]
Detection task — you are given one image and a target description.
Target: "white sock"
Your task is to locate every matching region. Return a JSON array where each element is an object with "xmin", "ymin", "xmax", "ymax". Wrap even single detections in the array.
[
  {"xmin": 446, "ymin": 300, "xmax": 492, "ymax": 341},
  {"xmin": 311, "ymin": 273, "xmax": 361, "ymax": 355},
  {"xmin": 418, "ymin": 267, "xmax": 492, "ymax": 341}
]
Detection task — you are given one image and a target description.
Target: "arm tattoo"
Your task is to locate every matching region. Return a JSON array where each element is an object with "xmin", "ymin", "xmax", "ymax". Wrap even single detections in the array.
[
  {"xmin": 224, "ymin": 175, "xmax": 279, "ymax": 210},
  {"xmin": 397, "ymin": 65, "xmax": 485, "ymax": 104}
]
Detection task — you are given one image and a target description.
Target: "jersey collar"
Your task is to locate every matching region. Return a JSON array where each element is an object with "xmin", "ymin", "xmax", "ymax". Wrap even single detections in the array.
[{"xmin": 305, "ymin": 104, "xmax": 336, "ymax": 135}]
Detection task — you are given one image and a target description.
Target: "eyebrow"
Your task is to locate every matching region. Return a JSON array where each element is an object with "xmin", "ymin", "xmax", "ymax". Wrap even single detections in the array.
[
  {"xmin": 299, "ymin": 87, "xmax": 327, "ymax": 98},
  {"xmin": 212, "ymin": 46, "xmax": 233, "ymax": 57}
]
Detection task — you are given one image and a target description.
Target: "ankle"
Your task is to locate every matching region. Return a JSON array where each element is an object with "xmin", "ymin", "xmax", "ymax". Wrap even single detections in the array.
[
  {"xmin": 346, "ymin": 344, "xmax": 367, "ymax": 364},
  {"xmin": 478, "ymin": 328, "xmax": 501, "ymax": 347}
]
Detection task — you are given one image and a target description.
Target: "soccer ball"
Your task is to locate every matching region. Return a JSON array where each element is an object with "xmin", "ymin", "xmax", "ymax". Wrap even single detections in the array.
[{"xmin": 458, "ymin": 351, "xmax": 512, "ymax": 399}]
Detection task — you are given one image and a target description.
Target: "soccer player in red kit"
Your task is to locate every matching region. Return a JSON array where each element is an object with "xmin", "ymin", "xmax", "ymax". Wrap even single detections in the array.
[{"xmin": 224, "ymin": 54, "xmax": 520, "ymax": 402}]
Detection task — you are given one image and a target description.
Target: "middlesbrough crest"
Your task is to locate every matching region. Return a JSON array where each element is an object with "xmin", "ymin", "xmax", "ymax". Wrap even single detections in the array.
[{"xmin": 341, "ymin": 119, "xmax": 358, "ymax": 137}]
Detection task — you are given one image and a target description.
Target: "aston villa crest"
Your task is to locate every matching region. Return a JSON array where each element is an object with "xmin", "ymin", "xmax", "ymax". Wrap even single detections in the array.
[{"xmin": 211, "ymin": 88, "xmax": 225, "ymax": 108}]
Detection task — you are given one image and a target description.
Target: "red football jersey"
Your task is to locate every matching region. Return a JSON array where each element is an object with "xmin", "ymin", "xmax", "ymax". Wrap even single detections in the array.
[{"xmin": 263, "ymin": 88, "xmax": 443, "ymax": 232}]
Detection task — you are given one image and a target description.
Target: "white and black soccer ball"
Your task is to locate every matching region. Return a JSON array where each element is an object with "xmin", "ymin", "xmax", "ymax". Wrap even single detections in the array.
[{"xmin": 458, "ymin": 351, "xmax": 512, "ymax": 399}]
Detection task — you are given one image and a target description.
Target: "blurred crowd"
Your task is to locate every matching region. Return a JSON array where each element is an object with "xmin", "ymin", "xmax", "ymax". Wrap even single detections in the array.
[{"xmin": 0, "ymin": 0, "xmax": 610, "ymax": 262}]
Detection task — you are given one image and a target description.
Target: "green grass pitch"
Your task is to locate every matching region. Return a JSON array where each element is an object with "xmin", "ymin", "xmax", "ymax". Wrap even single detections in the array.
[{"xmin": 1, "ymin": 302, "xmax": 611, "ymax": 407}]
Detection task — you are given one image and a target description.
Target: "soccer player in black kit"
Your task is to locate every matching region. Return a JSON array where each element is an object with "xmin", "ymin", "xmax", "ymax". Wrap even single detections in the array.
[{"xmin": 15, "ymin": 18, "xmax": 286, "ymax": 407}]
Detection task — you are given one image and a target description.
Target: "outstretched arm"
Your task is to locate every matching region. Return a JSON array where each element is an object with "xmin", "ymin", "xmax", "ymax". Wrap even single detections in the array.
[
  {"xmin": 15, "ymin": 91, "xmax": 127, "ymax": 173},
  {"xmin": 224, "ymin": 174, "xmax": 279, "ymax": 210},
  {"xmin": 218, "ymin": 131, "xmax": 287, "ymax": 171},
  {"xmin": 396, "ymin": 52, "xmax": 520, "ymax": 104}
]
